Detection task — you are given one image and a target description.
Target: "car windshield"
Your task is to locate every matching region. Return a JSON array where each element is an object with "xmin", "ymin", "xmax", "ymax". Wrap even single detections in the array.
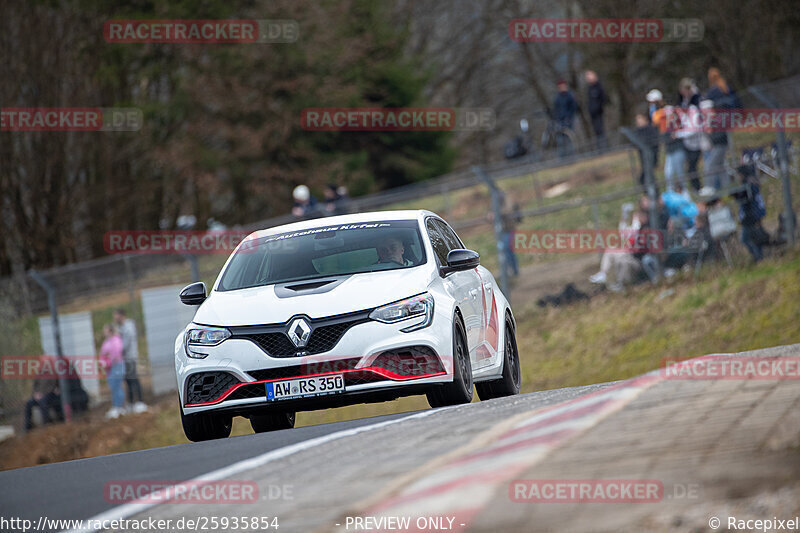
[{"xmin": 217, "ymin": 220, "xmax": 426, "ymax": 291}]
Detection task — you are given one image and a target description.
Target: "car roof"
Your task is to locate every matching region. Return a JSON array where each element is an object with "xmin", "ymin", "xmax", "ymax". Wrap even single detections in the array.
[{"xmin": 247, "ymin": 210, "xmax": 441, "ymax": 240}]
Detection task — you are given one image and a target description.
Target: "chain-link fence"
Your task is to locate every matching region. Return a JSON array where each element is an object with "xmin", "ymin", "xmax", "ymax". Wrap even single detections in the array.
[{"xmin": 1, "ymin": 75, "xmax": 798, "ymax": 435}]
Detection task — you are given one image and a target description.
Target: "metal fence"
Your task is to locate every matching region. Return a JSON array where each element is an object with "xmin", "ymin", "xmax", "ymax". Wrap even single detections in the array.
[{"xmin": 1, "ymin": 75, "xmax": 798, "ymax": 434}]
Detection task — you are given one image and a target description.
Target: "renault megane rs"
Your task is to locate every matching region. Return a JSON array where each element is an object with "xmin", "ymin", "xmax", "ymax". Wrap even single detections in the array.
[{"xmin": 175, "ymin": 210, "xmax": 520, "ymax": 441}]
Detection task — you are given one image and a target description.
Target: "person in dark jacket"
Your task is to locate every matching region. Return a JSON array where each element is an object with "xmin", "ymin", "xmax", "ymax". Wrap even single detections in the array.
[
  {"xmin": 585, "ymin": 70, "xmax": 607, "ymax": 149},
  {"xmin": 24, "ymin": 356, "xmax": 64, "ymax": 431},
  {"xmin": 703, "ymin": 68, "xmax": 742, "ymax": 190},
  {"xmin": 554, "ymin": 80, "xmax": 578, "ymax": 129},
  {"xmin": 553, "ymin": 80, "xmax": 578, "ymax": 157},
  {"xmin": 732, "ymin": 172, "xmax": 767, "ymax": 262},
  {"xmin": 634, "ymin": 113, "xmax": 660, "ymax": 191}
]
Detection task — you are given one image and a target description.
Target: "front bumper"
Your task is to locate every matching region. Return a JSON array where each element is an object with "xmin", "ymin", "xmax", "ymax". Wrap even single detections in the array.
[{"xmin": 176, "ymin": 317, "xmax": 454, "ymax": 415}]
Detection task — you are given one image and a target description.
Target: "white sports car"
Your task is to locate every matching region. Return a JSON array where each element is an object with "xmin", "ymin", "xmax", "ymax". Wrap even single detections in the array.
[{"xmin": 175, "ymin": 210, "xmax": 520, "ymax": 441}]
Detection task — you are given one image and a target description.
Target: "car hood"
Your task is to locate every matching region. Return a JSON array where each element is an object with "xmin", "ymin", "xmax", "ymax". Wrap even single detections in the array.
[{"xmin": 193, "ymin": 266, "xmax": 435, "ymax": 326}]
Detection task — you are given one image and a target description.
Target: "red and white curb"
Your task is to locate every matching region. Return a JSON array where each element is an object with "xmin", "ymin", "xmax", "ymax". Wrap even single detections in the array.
[{"xmin": 344, "ymin": 373, "xmax": 664, "ymax": 532}]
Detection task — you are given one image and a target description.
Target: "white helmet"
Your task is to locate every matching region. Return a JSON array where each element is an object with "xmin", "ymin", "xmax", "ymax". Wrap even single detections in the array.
[
  {"xmin": 293, "ymin": 185, "xmax": 310, "ymax": 202},
  {"xmin": 646, "ymin": 89, "xmax": 663, "ymax": 103}
]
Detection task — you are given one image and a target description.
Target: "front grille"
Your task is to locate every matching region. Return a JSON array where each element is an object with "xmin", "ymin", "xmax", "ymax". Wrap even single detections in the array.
[
  {"xmin": 245, "ymin": 333, "xmax": 296, "ymax": 358},
  {"xmin": 229, "ymin": 310, "xmax": 371, "ymax": 358},
  {"xmin": 185, "ymin": 371, "xmax": 240, "ymax": 404},
  {"xmin": 247, "ymin": 358, "xmax": 361, "ymax": 381},
  {"xmin": 305, "ymin": 322, "xmax": 354, "ymax": 354}
]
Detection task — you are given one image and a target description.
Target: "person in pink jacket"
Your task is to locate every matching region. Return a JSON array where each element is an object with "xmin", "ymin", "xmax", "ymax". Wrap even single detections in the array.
[{"xmin": 99, "ymin": 324, "xmax": 125, "ymax": 418}]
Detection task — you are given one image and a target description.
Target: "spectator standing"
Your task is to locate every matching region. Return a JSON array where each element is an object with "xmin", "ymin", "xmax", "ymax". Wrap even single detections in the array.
[
  {"xmin": 500, "ymin": 197, "xmax": 521, "ymax": 278},
  {"xmin": 323, "ymin": 183, "xmax": 350, "ymax": 215},
  {"xmin": 678, "ymin": 78, "xmax": 704, "ymax": 192},
  {"xmin": 648, "ymin": 88, "xmax": 686, "ymax": 191},
  {"xmin": 113, "ymin": 308, "xmax": 147, "ymax": 413},
  {"xmin": 291, "ymin": 185, "xmax": 319, "ymax": 218},
  {"xmin": 634, "ymin": 112, "xmax": 659, "ymax": 190},
  {"xmin": 488, "ymin": 194, "xmax": 521, "ymax": 279},
  {"xmin": 647, "ymin": 89, "xmax": 686, "ymax": 190},
  {"xmin": 585, "ymin": 70, "xmax": 607, "ymax": 149},
  {"xmin": 98, "ymin": 324, "xmax": 126, "ymax": 419},
  {"xmin": 553, "ymin": 80, "xmax": 578, "ymax": 158},
  {"xmin": 703, "ymin": 68, "xmax": 742, "ymax": 190},
  {"xmin": 663, "ymin": 104, "xmax": 687, "ymax": 192}
]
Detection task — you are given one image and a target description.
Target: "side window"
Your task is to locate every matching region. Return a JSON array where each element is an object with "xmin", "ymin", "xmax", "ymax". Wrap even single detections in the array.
[
  {"xmin": 436, "ymin": 220, "xmax": 465, "ymax": 251},
  {"xmin": 426, "ymin": 219, "xmax": 449, "ymax": 265}
]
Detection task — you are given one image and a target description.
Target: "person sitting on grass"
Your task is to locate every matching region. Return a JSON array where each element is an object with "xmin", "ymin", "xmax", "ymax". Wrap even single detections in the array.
[
  {"xmin": 589, "ymin": 210, "xmax": 650, "ymax": 291},
  {"xmin": 662, "ymin": 212, "xmax": 713, "ymax": 277},
  {"xmin": 24, "ymin": 355, "xmax": 64, "ymax": 432},
  {"xmin": 661, "ymin": 183, "xmax": 698, "ymax": 231}
]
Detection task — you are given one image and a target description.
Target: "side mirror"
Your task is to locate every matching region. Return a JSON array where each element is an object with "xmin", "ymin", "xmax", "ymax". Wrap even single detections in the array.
[
  {"xmin": 441, "ymin": 249, "xmax": 480, "ymax": 276},
  {"xmin": 180, "ymin": 282, "xmax": 207, "ymax": 306}
]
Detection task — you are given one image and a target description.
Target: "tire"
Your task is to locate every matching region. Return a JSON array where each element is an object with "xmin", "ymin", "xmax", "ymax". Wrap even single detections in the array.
[
  {"xmin": 180, "ymin": 403, "xmax": 233, "ymax": 442},
  {"xmin": 250, "ymin": 411, "xmax": 296, "ymax": 433},
  {"xmin": 476, "ymin": 317, "xmax": 521, "ymax": 400},
  {"xmin": 427, "ymin": 316, "xmax": 473, "ymax": 407}
]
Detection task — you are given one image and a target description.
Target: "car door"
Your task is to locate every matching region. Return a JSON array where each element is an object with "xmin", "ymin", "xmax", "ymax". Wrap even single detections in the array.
[
  {"xmin": 426, "ymin": 218, "xmax": 482, "ymax": 363},
  {"xmin": 474, "ymin": 267, "xmax": 501, "ymax": 368}
]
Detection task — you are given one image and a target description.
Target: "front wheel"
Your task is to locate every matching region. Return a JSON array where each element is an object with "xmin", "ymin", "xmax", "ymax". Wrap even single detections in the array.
[
  {"xmin": 476, "ymin": 317, "xmax": 521, "ymax": 400},
  {"xmin": 427, "ymin": 316, "xmax": 473, "ymax": 408},
  {"xmin": 180, "ymin": 403, "xmax": 233, "ymax": 442},
  {"xmin": 250, "ymin": 411, "xmax": 296, "ymax": 433}
]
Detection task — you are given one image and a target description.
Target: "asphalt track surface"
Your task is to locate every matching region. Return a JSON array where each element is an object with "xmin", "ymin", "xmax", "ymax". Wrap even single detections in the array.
[{"xmin": 0, "ymin": 383, "xmax": 610, "ymax": 531}]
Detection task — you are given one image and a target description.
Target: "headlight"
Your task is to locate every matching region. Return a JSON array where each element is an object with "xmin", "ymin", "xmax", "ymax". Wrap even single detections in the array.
[
  {"xmin": 184, "ymin": 325, "xmax": 231, "ymax": 359},
  {"xmin": 369, "ymin": 293, "xmax": 434, "ymax": 332}
]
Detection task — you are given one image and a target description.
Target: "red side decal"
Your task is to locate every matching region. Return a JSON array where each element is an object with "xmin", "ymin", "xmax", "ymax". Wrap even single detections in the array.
[{"xmin": 486, "ymin": 292, "xmax": 499, "ymax": 352}]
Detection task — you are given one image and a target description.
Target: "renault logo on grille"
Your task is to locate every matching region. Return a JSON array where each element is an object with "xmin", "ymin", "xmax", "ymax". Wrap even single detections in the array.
[{"xmin": 288, "ymin": 318, "xmax": 312, "ymax": 348}]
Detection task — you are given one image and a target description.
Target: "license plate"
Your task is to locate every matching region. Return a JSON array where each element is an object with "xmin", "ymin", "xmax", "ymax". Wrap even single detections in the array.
[{"xmin": 266, "ymin": 374, "xmax": 345, "ymax": 401}]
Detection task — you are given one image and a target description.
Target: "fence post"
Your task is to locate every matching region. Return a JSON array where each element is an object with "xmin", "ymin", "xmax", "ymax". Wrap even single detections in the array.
[
  {"xmin": 621, "ymin": 127, "xmax": 661, "ymax": 279},
  {"xmin": 591, "ymin": 200, "xmax": 602, "ymax": 260},
  {"xmin": 28, "ymin": 270, "xmax": 72, "ymax": 423},
  {"xmin": 441, "ymin": 182, "xmax": 451, "ymax": 217},
  {"xmin": 748, "ymin": 87, "xmax": 796, "ymax": 247},
  {"xmin": 122, "ymin": 255, "xmax": 137, "ymax": 310},
  {"xmin": 184, "ymin": 254, "xmax": 200, "ymax": 282},
  {"xmin": 472, "ymin": 166, "xmax": 510, "ymax": 300},
  {"xmin": 532, "ymin": 171, "xmax": 544, "ymax": 205},
  {"xmin": 628, "ymin": 149, "xmax": 640, "ymax": 185},
  {"xmin": 621, "ymin": 128, "xmax": 658, "ymax": 225}
]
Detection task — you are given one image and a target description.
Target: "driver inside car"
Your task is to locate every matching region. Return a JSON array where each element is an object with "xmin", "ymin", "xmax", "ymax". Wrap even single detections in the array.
[{"xmin": 376, "ymin": 236, "xmax": 412, "ymax": 266}]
